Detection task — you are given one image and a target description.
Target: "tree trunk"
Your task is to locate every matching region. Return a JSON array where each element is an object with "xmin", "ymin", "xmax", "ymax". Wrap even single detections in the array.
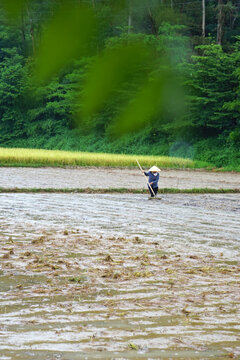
[
  {"xmin": 27, "ymin": 6, "xmax": 35, "ymax": 55},
  {"xmin": 30, "ymin": 21, "xmax": 35, "ymax": 55},
  {"xmin": 128, "ymin": 1, "xmax": 132, "ymax": 33},
  {"xmin": 217, "ymin": 0, "xmax": 224, "ymax": 45},
  {"xmin": 148, "ymin": 7, "xmax": 157, "ymax": 35},
  {"xmin": 21, "ymin": 10, "xmax": 26, "ymax": 43},
  {"xmin": 231, "ymin": 2, "xmax": 240, "ymax": 29},
  {"xmin": 202, "ymin": 0, "xmax": 205, "ymax": 37}
]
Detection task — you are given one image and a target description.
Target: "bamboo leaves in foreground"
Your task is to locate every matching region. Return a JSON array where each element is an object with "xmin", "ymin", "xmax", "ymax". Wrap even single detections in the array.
[
  {"xmin": 1, "ymin": 0, "xmax": 183, "ymax": 137},
  {"xmin": 34, "ymin": 3, "xmax": 96, "ymax": 83},
  {"xmin": 0, "ymin": 0, "xmax": 28, "ymax": 21}
]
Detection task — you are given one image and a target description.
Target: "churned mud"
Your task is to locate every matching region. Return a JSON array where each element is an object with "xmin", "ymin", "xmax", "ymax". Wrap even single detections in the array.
[
  {"xmin": 0, "ymin": 167, "xmax": 239, "ymax": 190},
  {"xmin": 0, "ymin": 193, "xmax": 240, "ymax": 359}
]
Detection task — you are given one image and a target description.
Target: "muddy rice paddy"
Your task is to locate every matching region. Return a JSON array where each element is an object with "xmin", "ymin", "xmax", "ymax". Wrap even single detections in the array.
[
  {"xmin": 0, "ymin": 168, "xmax": 240, "ymax": 360},
  {"xmin": 0, "ymin": 167, "xmax": 239, "ymax": 190}
]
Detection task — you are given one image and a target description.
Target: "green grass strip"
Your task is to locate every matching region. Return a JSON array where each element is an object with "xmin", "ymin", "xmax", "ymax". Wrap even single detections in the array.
[
  {"xmin": 0, "ymin": 147, "xmax": 238, "ymax": 171},
  {"xmin": 0, "ymin": 187, "xmax": 239, "ymax": 194},
  {"xmin": 0, "ymin": 147, "xmax": 203, "ymax": 169}
]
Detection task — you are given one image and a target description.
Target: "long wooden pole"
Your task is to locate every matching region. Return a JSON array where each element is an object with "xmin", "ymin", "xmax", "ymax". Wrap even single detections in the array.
[{"xmin": 136, "ymin": 159, "xmax": 156, "ymax": 197}]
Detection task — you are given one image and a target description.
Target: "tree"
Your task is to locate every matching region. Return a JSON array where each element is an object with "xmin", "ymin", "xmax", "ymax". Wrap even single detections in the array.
[
  {"xmin": 182, "ymin": 44, "xmax": 239, "ymax": 136},
  {"xmin": 0, "ymin": 47, "xmax": 28, "ymax": 142}
]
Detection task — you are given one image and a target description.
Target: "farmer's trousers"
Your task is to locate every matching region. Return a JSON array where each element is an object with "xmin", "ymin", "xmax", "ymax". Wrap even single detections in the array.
[{"xmin": 148, "ymin": 186, "xmax": 158, "ymax": 197}]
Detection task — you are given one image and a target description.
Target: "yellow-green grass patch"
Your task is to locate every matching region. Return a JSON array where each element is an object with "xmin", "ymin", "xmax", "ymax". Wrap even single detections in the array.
[{"xmin": 0, "ymin": 147, "xmax": 196, "ymax": 169}]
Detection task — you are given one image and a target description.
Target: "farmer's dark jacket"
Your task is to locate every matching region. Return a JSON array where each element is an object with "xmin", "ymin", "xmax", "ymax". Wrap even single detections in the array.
[{"xmin": 144, "ymin": 172, "xmax": 159, "ymax": 188}]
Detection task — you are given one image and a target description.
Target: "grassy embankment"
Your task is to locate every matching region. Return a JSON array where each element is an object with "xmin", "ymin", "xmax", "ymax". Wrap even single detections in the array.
[
  {"xmin": 0, "ymin": 147, "xmax": 209, "ymax": 169},
  {"xmin": 0, "ymin": 188, "xmax": 239, "ymax": 194}
]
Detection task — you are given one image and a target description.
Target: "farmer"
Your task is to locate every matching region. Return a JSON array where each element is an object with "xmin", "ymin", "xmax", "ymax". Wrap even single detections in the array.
[{"xmin": 143, "ymin": 166, "xmax": 161, "ymax": 197}]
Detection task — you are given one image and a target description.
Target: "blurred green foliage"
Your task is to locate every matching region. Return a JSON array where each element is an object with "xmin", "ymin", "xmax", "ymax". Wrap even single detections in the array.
[
  {"xmin": 0, "ymin": 0, "xmax": 28, "ymax": 21},
  {"xmin": 0, "ymin": 0, "xmax": 239, "ymax": 169},
  {"xmin": 109, "ymin": 71, "xmax": 173, "ymax": 136},
  {"xmin": 81, "ymin": 42, "xmax": 155, "ymax": 118},
  {"xmin": 35, "ymin": 3, "xmax": 96, "ymax": 83}
]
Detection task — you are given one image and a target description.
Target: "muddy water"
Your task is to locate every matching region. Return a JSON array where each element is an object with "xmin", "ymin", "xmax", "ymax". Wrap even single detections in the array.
[
  {"xmin": 0, "ymin": 193, "xmax": 240, "ymax": 359},
  {"xmin": 0, "ymin": 167, "xmax": 239, "ymax": 190}
]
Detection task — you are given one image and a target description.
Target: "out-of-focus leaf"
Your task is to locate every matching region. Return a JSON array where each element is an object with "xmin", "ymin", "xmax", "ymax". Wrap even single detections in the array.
[
  {"xmin": 108, "ymin": 0, "xmax": 128, "ymax": 13},
  {"xmin": 0, "ymin": 0, "xmax": 29, "ymax": 21},
  {"xmin": 35, "ymin": 3, "xmax": 96, "ymax": 83},
  {"xmin": 107, "ymin": 72, "xmax": 168, "ymax": 136},
  {"xmin": 81, "ymin": 42, "xmax": 154, "ymax": 117},
  {"xmin": 108, "ymin": 66, "xmax": 182, "ymax": 136}
]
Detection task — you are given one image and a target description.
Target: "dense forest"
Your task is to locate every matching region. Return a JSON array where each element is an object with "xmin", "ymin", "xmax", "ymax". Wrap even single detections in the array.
[{"xmin": 0, "ymin": 0, "xmax": 239, "ymax": 168}]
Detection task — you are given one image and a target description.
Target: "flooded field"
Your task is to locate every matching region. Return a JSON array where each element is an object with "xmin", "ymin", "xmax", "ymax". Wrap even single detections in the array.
[
  {"xmin": 0, "ymin": 167, "xmax": 239, "ymax": 190},
  {"xmin": 0, "ymin": 192, "xmax": 240, "ymax": 359}
]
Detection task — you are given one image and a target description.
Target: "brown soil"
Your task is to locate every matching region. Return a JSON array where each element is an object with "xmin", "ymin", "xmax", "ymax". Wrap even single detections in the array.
[
  {"xmin": 0, "ymin": 168, "xmax": 239, "ymax": 359},
  {"xmin": 0, "ymin": 167, "xmax": 239, "ymax": 189}
]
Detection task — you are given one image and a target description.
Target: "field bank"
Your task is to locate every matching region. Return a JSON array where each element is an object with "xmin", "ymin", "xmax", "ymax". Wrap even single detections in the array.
[{"xmin": 0, "ymin": 167, "xmax": 239, "ymax": 190}]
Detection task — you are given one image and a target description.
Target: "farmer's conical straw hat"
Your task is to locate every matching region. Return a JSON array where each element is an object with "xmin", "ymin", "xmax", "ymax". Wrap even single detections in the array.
[{"xmin": 149, "ymin": 166, "xmax": 161, "ymax": 172}]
